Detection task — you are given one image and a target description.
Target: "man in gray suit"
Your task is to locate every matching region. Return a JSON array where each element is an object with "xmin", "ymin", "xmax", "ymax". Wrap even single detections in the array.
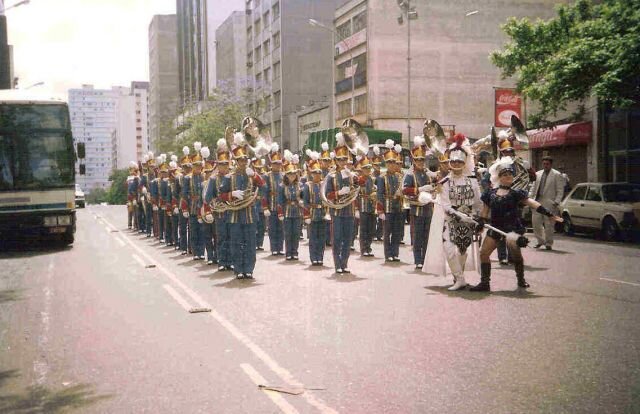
[{"xmin": 529, "ymin": 156, "xmax": 565, "ymax": 250}]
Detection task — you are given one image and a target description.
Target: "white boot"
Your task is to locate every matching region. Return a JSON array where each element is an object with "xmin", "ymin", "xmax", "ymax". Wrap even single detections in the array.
[{"xmin": 448, "ymin": 275, "xmax": 467, "ymax": 291}]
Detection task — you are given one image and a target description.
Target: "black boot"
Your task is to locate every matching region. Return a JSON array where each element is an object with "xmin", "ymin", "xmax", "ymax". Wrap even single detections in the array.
[
  {"xmin": 514, "ymin": 261, "xmax": 530, "ymax": 288},
  {"xmin": 470, "ymin": 263, "xmax": 491, "ymax": 292}
]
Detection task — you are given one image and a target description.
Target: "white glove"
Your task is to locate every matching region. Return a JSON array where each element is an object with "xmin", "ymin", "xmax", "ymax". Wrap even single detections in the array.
[
  {"xmin": 341, "ymin": 169, "xmax": 352, "ymax": 179},
  {"xmin": 182, "ymin": 211, "xmax": 189, "ymax": 218},
  {"xmin": 355, "ymin": 211, "xmax": 360, "ymax": 219},
  {"xmin": 324, "ymin": 213, "xmax": 331, "ymax": 221},
  {"xmin": 418, "ymin": 184, "xmax": 434, "ymax": 192},
  {"xmin": 132, "ymin": 200, "xmax": 137, "ymax": 206},
  {"xmin": 304, "ymin": 218, "xmax": 311, "ymax": 225},
  {"xmin": 173, "ymin": 207, "xmax": 179, "ymax": 215},
  {"xmin": 197, "ymin": 218, "xmax": 203, "ymax": 224},
  {"xmin": 338, "ymin": 186, "xmax": 350, "ymax": 196},
  {"xmin": 278, "ymin": 215, "xmax": 284, "ymax": 221},
  {"xmin": 378, "ymin": 213, "xmax": 386, "ymax": 220},
  {"xmin": 153, "ymin": 205, "xmax": 158, "ymax": 211},
  {"xmin": 205, "ymin": 213, "xmax": 213, "ymax": 223},
  {"xmin": 246, "ymin": 167, "xmax": 255, "ymax": 177},
  {"xmin": 263, "ymin": 209, "xmax": 271, "ymax": 217},
  {"xmin": 232, "ymin": 190, "xmax": 244, "ymax": 200}
]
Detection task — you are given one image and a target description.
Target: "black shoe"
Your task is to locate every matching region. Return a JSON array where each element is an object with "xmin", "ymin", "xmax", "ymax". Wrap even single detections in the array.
[
  {"xmin": 256, "ymin": 246, "xmax": 264, "ymax": 251},
  {"xmin": 225, "ymin": 265, "xmax": 233, "ymax": 271},
  {"xmin": 292, "ymin": 256, "xmax": 298, "ymax": 260},
  {"xmin": 470, "ymin": 263, "xmax": 492, "ymax": 292},
  {"xmin": 469, "ymin": 282, "xmax": 491, "ymax": 292},
  {"xmin": 342, "ymin": 268, "xmax": 350, "ymax": 273},
  {"xmin": 545, "ymin": 245, "xmax": 552, "ymax": 251},
  {"xmin": 277, "ymin": 252, "xmax": 284, "ymax": 256},
  {"xmin": 336, "ymin": 268, "xmax": 343, "ymax": 274},
  {"xmin": 534, "ymin": 243, "xmax": 544, "ymax": 248},
  {"xmin": 236, "ymin": 273, "xmax": 244, "ymax": 279},
  {"xmin": 499, "ymin": 259, "xmax": 509, "ymax": 266},
  {"xmin": 245, "ymin": 273, "xmax": 254, "ymax": 279},
  {"xmin": 517, "ymin": 279, "xmax": 530, "ymax": 288}
]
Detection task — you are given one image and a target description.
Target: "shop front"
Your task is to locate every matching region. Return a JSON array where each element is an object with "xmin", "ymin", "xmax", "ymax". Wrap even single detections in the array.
[
  {"xmin": 602, "ymin": 106, "xmax": 640, "ymax": 184},
  {"xmin": 527, "ymin": 122, "xmax": 592, "ymax": 185}
]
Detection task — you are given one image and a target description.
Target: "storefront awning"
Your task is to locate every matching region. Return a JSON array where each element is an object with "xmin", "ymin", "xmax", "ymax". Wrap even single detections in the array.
[{"xmin": 527, "ymin": 121, "xmax": 592, "ymax": 149}]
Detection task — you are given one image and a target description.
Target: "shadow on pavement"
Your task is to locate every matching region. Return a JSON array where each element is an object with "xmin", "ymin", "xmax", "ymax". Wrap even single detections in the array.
[
  {"xmin": 0, "ymin": 241, "xmax": 71, "ymax": 259},
  {"xmin": 424, "ymin": 285, "xmax": 568, "ymax": 300},
  {"xmin": 424, "ymin": 285, "xmax": 490, "ymax": 301},
  {"xmin": 0, "ymin": 289, "xmax": 25, "ymax": 304},
  {"xmin": 326, "ymin": 273, "xmax": 367, "ymax": 283},
  {"xmin": 0, "ymin": 369, "xmax": 112, "ymax": 413},
  {"xmin": 213, "ymin": 278, "xmax": 263, "ymax": 289}
]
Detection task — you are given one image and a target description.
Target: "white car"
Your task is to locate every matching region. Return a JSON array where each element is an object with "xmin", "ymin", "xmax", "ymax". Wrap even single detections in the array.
[
  {"xmin": 75, "ymin": 184, "xmax": 85, "ymax": 208},
  {"xmin": 560, "ymin": 182, "xmax": 640, "ymax": 241}
]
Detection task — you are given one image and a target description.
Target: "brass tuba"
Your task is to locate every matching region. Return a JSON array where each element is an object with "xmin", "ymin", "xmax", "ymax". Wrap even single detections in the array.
[
  {"xmin": 423, "ymin": 119, "xmax": 448, "ymax": 156},
  {"xmin": 340, "ymin": 118, "xmax": 369, "ymax": 156},
  {"xmin": 509, "ymin": 115, "xmax": 529, "ymax": 149},
  {"xmin": 241, "ymin": 116, "xmax": 273, "ymax": 158}
]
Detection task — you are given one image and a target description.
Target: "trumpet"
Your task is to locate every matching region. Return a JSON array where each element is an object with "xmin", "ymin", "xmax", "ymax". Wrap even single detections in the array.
[{"xmin": 210, "ymin": 189, "xmax": 259, "ymax": 213}]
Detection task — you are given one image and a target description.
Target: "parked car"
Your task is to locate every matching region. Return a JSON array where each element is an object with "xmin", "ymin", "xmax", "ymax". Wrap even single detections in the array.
[
  {"xmin": 559, "ymin": 182, "xmax": 640, "ymax": 241},
  {"xmin": 75, "ymin": 184, "xmax": 85, "ymax": 208}
]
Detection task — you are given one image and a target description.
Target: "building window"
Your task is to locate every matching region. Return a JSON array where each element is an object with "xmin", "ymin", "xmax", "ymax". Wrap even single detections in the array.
[
  {"xmin": 274, "ymin": 120, "xmax": 281, "ymax": 138},
  {"xmin": 353, "ymin": 11, "xmax": 367, "ymax": 33},
  {"xmin": 254, "ymin": 46, "xmax": 261, "ymax": 61},
  {"xmin": 265, "ymin": 95, "xmax": 272, "ymax": 111},
  {"xmin": 273, "ymin": 61, "xmax": 281, "ymax": 79},
  {"xmin": 256, "ymin": 72, "xmax": 262, "ymax": 88},
  {"xmin": 273, "ymin": 91, "xmax": 281, "ymax": 108},
  {"xmin": 247, "ymin": 51, "xmax": 253, "ymax": 66},
  {"xmin": 354, "ymin": 94, "xmax": 367, "ymax": 115},
  {"xmin": 272, "ymin": 2, "xmax": 279, "ymax": 20},
  {"xmin": 273, "ymin": 32, "xmax": 280, "ymax": 50},
  {"xmin": 337, "ymin": 21, "xmax": 351, "ymax": 42},
  {"xmin": 263, "ymin": 11, "xmax": 270, "ymax": 27},
  {"xmin": 247, "ymin": 25, "xmax": 253, "ymax": 41},
  {"xmin": 263, "ymin": 39, "xmax": 270, "ymax": 56},
  {"xmin": 338, "ymin": 99, "xmax": 352, "ymax": 119},
  {"xmin": 254, "ymin": 18, "xmax": 261, "ymax": 36},
  {"xmin": 264, "ymin": 67, "xmax": 271, "ymax": 85}
]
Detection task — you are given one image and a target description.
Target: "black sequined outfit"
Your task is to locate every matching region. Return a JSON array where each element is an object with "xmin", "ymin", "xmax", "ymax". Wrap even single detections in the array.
[{"xmin": 481, "ymin": 188, "xmax": 528, "ymax": 239}]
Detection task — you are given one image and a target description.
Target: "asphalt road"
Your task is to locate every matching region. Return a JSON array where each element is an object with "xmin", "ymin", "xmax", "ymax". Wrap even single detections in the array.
[{"xmin": 1, "ymin": 205, "xmax": 639, "ymax": 413}]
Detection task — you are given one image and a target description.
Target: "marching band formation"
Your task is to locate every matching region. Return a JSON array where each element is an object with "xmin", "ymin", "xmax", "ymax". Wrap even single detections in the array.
[{"xmin": 125, "ymin": 116, "xmax": 562, "ymax": 291}]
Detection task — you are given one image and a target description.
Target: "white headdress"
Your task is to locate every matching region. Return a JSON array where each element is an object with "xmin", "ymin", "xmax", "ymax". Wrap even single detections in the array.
[
  {"xmin": 170, "ymin": 154, "xmax": 177, "ymax": 163},
  {"xmin": 321, "ymin": 142, "xmax": 329, "ymax": 152},
  {"xmin": 373, "ymin": 146, "xmax": 380, "ymax": 156},
  {"xmin": 200, "ymin": 146, "xmax": 210, "ymax": 159},
  {"xmin": 193, "ymin": 141, "xmax": 202, "ymax": 152},
  {"xmin": 182, "ymin": 146, "xmax": 190, "ymax": 156},
  {"xmin": 233, "ymin": 132, "xmax": 245, "ymax": 147},
  {"xmin": 385, "ymin": 139, "xmax": 395, "ymax": 149},
  {"xmin": 336, "ymin": 132, "xmax": 345, "ymax": 147},
  {"xmin": 413, "ymin": 136, "xmax": 425, "ymax": 148},
  {"xmin": 216, "ymin": 138, "xmax": 228, "ymax": 152},
  {"xmin": 489, "ymin": 156, "xmax": 515, "ymax": 188},
  {"xmin": 271, "ymin": 142, "xmax": 280, "ymax": 153}
]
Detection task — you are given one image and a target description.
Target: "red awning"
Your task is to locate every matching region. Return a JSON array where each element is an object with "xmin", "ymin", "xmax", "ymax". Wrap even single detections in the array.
[{"xmin": 526, "ymin": 122, "xmax": 592, "ymax": 149}]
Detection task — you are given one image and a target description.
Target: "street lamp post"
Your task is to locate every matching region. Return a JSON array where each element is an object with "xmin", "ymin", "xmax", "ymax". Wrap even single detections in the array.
[
  {"xmin": 397, "ymin": 0, "xmax": 418, "ymax": 147},
  {"xmin": 0, "ymin": 0, "xmax": 30, "ymax": 13}
]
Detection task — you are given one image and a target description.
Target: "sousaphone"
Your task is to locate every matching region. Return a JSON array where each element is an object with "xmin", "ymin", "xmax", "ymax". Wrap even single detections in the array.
[
  {"xmin": 423, "ymin": 119, "xmax": 448, "ymax": 156},
  {"xmin": 340, "ymin": 118, "xmax": 369, "ymax": 156}
]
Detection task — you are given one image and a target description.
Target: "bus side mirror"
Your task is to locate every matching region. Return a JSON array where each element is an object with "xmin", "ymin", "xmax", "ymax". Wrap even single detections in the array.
[
  {"xmin": 77, "ymin": 142, "xmax": 86, "ymax": 159},
  {"xmin": 79, "ymin": 164, "xmax": 86, "ymax": 175}
]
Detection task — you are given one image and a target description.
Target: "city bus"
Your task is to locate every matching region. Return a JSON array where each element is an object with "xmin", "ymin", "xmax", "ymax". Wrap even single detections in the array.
[{"xmin": 0, "ymin": 90, "xmax": 83, "ymax": 245}]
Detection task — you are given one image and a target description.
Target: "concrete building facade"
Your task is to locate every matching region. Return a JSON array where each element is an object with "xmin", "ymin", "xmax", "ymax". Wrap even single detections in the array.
[
  {"xmin": 245, "ymin": 0, "xmax": 343, "ymax": 151},
  {"xmin": 177, "ymin": 0, "xmax": 209, "ymax": 109},
  {"xmin": 112, "ymin": 82, "xmax": 150, "ymax": 170},
  {"xmin": 206, "ymin": 0, "xmax": 245, "ymax": 91},
  {"xmin": 0, "ymin": 10, "xmax": 13, "ymax": 89},
  {"xmin": 149, "ymin": 14, "xmax": 179, "ymax": 150},
  {"xmin": 215, "ymin": 11, "xmax": 248, "ymax": 96},
  {"xmin": 333, "ymin": 0, "xmax": 568, "ymax": 145}
]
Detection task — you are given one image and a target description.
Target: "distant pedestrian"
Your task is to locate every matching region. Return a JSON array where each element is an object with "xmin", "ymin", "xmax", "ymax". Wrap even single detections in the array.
[{"xmin": 529, "ymin": 156, "xmax": 565, "ymax": 250}]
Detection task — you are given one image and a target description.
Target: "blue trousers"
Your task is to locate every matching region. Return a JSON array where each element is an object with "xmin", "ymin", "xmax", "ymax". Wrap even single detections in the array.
[
  {"xmin": 284, "ymin": 217, "xmax": 301, "ymax": 257},
  {"xmin": 230, "ymin": 222, "xmax": 257, "ymax": 274},
  {"xmin": 145, "ymin": 205, "xmax": 152, "ymax": 236},
  {"xmin": 308, "ymin": 220, "xmax": 327, "ymax": 262},
  {"xmin": 359, "ymin": 212, "xmax": 376, "ymax": 254},
  {"xmin": 179, "ymin": 214, "xmax": 188, "ymax": 252},
  {"xmin": 268, "ymin": 215, "xmax": 284, "ymax": 253},
  {"xmin": 172, "ymin": 215, "xmax": 179, "ymax": 248},
  {"xmin": 215, "ymin": 218, "xmax": 231, "ymax": 266},
  {"xmin": 203, "ymin": 222, "xmax": 215, "ymax": 262},
  {"xmin": 256, "ymin": 213, "xmax": 265, "ymax": 248},
  {"xmin": 384, "ymin": 212, "xmax": 404, "ymax": 259},
  {"xmin": 332, "ymin": 216, "xmax": 354, "ymax": 270},
  {"xmin": 412, "ymin": 214, "xmax": 433, "ymax": 265},
  {"xmin": 376, "ymin": 217, "xmax": 384, "ymax": 239},
  {"xmin": 325, "ymin": 221, "xmax": 332, "ymax": 246},
  {"xmin": 165, "ymin": 213, "xmax": 173, "ymax": 244},
  {"xmin": 158, "ymin": 209, "xmax": 165, "ymax": 241},
  {"xmin": 190, "ymin": 216, "xmax": 204, "ymax": 257}
]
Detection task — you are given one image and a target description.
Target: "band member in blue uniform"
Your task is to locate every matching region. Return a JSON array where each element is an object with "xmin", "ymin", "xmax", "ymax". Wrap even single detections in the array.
[
  {"xmin": 355, "ymin": 156, "xmax": 376, "ymax": 257},
  {"xmin": 252, "ymin": 158, "xmax": 267, "ymax": 251},
  {"xmin": 169, "ymin": 157, "xmax": 181, "ymax": 248},
  {"xmin": 470, "ymin": 156, "xmax": 563, "ymax": 292},
  {"xmin": 277, "ymin": 151, "xmax": 302, "ymax": 260},
  {"xmin": 189, "ymin": 142, "xmax": 205, "ymax": 260},
  {"xmin": 163, "ymin": 160, "xmax": 175, "ymax": 246},
  {"xmin": 149, "ymin": 157, "xmax": 160, "ymax": 238},
  {"xmin": 371, "ymin": 146, "xmax": 384, "ymax": 242},
  {"xmin": 324, "ymin": 133, "xmax": 356, "ymax": 274},
  {"xmin": 303, "ymin": 152, "xmax": 328, "ymax": 265},
  {"xmin": 218, "ymin": 134, "xmax": 266, "ymax": 279},
  {"xmin": 377, "ymin": 141, "xmax": 404, "ymax": 262},
  {"xmin": 178, "ymin": 146, "xmax": 192, "ymax": 255},
  {"xmin": 127, "ymin": 162, "xmax": 139, "ymax": 229},
  {"xmin": 158, "ymin": 159, "xmax": 169, "ymax": 242},
  {"xmin": 264, "ymin": 144, "xmax": 284, "ymax": 256},
  {"xmin": 200, "ymin": 148, "xmax": 216, "ymax": 265},
  {"xmin": 204, "ymin": 139, "xmax": 233, "ymax": 272},
  {"xmin": 403, "ymin": 137, "xmax": 435, "ymax": 269}
]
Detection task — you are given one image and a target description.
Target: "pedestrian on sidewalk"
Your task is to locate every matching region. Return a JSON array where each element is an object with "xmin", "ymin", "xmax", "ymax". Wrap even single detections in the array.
[{"xmin": 529, "ymin": 156, "xmax": 564, "ymax": 250}]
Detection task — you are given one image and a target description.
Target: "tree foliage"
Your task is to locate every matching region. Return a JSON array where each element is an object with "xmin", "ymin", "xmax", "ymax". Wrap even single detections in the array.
[
  {"xmin": 106, "ymin": 169, "xmax": 129, "ymax": 205},
  {"xmin": 491, "ymin": 0, "xmax": 640, "ymax": 127},
  {"xmin": 85, "ymin": 187, "xmax": 107, "ymax": 205}
]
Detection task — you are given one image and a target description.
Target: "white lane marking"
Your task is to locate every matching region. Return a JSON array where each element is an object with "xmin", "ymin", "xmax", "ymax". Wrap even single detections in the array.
[
  {"xmin": 34, "ymin": 260, "xmax": 54, "ymax": 385},
  {"xmin": 114, "ymin": 236, "xmax": 126, "ymax": 247},
  {"xmin": 99, "ymin": 214, "xmax": 337, "ymax": 414},
  {"xmin": 162, "ymin": 284, "xmax": 193, "ymax": 312},
  {"xmin": 132, "ymin": 254, "xmax": 146, "ymax": 267},
  {"xmin": 600, "ymin": 277, "xmax": 640, "ymax": 287},
  {"xmin": 240, "ymin": 363, "xmax": 300, "ymax": 414}
]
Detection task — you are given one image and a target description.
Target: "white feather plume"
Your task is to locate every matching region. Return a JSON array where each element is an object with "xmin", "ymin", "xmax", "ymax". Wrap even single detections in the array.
[
  {"xmin": 161, "ymin": 154, "xmax": 167, "ymax": 163},
  {"xmin": 233, "ymin": 132, "xmax": 244, "ymax": 146},
  {"xmin": 489, "ymin": 156, "xmax": 515, "ymax": 188},
  {"xmin": 385, "ymin": 139, "xmax": 395, "ymax": 149},
  {"xmin": 271, "ymin": 142, "xmax": 280, "ymax": 153},
  {"xmin": 336, "ymin": 132, "xmax": 345, "ymax": 146},
  {"xmin": 305, "ymin": 149, "xmax": 312, "ymax": 157},
  {"xmin": 284, "ymin": 149, "xmax": 293, "ymax": 162},
  {"xmin": 129, "ymin": 161, "xmax": 137, "ymax": 168},
  {"xmin": 142, "ymin": 154, "xmax": 148, "ymax": 162},
  {"xmin": 498, "ymin": 130, "xmax": 510, "ymax": 140},
  {"xmin": 170, "ymin": 154, "xmax": 177, "ymax": 163},
  {"xmin": 394, "ymin": 144, "xmax": 402, "ymax": 154},
  {"xmin": 292, "ymin": 154, "xmax": 300, "ymax": 164},
  {"xmin": 182, "ymin": 146, "xmax": 190, "ymax": 156},
  {"xmin": 193, "ymin": 141, "xmax": 202, "ymax": 152},
  {"xmin": 200, "ymin": 146, "xmax": 210, "ymax": 159},
  {"xmin": 413, "ymin": 136, "xmax": 425, "ymax": 148},
  {"xmin": 373, "ymin": 146, "xmax": 380, "ymax": 156},
  {"xmin": 216, "ymin": 138, "xmax": 228, "ymax": 152},
  {"xmin": 321, "ymin": 142, "xmax": 329, "ymax": 152},
  {"xmin": 330, "ymin": 151, "xmax": 336, "ymax": 159},
  {"xmin": 148, "ymin": 151, "xmax": 154, "ymax": 159},
  {"xmin": 310, "ymin": 151, "xmax": 320, "ymax": 161},
  {"xmin": 156, "ymin": 156, "xmax": 163, "ymax": 164},
  {"xmin": 169, "ymin": 161, "xmax": 177, "ymax": 169}
]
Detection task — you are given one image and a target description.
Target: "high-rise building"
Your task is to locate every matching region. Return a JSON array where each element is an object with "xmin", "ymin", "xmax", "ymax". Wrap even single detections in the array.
[
  {"xmin": 245, "ymin": 0, "xmax": 343, "ymax": 151},
  {"xmin": 149, "ymin": 14, "xmax": 179, "ymax": 149},
  {"xmin": 0, "ymin": 5, "xmax": 13, "ymax": 90},
  {"xmin": 332, "ymin": 0, "xmax": 568, "ymax": 143},
  {"xmin": 215, "ymin": 11, "xmax": 247, "ymax": 96},
  {"xmin": 206, "ymin": 0, "xmax": 245, "ymax": 92},
  {"xmin": 112, "ymin": 82, "xmax": 150, "ymax": 170},
  {"xmin": 177, "ymin": 0, "xmax": 208, "ymax": 109}
]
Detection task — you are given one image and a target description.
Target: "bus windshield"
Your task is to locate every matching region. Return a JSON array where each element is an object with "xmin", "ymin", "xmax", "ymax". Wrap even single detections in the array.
[{"xmin": 0, "ymin": 103, "xmax": 74, "ymax": 191}]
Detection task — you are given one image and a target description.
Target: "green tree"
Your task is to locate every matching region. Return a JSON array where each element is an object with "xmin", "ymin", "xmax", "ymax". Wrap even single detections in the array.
[
  {"xmin": 491, "ymin": 0, "xmax": 640, "ymax": 127},
  {"xmin": 86, "ymin": 187, "xmax": 107, "ymax": 204},
  {"xmin": 106, "ymin": 169, "xmax": 129, "ymax": 205}
]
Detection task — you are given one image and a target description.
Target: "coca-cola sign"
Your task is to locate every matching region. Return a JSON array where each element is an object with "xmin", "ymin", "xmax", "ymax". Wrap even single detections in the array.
[{"xmin": 494, "ymin": 88, "xmax": 522, "ymax": 127}]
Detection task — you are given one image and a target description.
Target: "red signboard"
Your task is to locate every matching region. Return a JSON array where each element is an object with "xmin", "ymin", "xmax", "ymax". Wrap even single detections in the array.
[
  {"xmin": 494, "ymin": 88, "xmax": 522, "ymax": 127},
  {"xmin": 527, "ymin": 122, "xmax": 592, "ymax": 149}
]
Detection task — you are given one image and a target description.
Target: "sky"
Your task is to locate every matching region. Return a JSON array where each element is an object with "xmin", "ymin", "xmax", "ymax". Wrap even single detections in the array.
[{"xmin": 5, "ymin": 0, "xmax": 176, "ymax": 98}]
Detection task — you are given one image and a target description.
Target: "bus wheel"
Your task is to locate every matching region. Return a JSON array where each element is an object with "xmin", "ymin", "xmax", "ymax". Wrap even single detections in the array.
[{"xmin": 61, "ymin": 233, "xmax": 75, "ymax": 245}]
